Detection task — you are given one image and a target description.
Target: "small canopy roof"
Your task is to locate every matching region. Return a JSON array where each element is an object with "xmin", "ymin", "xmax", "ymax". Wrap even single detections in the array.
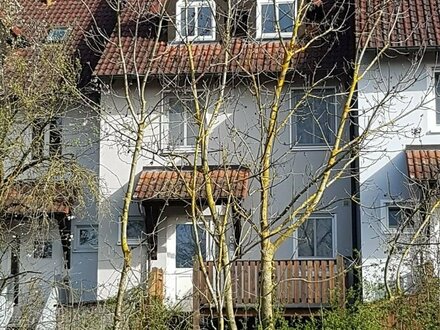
[
  {"xmin": 406, "ymin": 147, "xmax": 440, "ymax": 181},
  {"xmin": 133, "ymin": 167, "xmax": 250, "ymax": 201}
]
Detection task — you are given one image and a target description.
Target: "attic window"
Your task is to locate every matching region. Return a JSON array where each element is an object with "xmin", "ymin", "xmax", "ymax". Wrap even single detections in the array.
[
  {"xmin": 176, "ymin": 0, "xmax": 215, "ymax": 41},
  {"xmin": 257, "ymin": 0, "xmax": 296, "ymax": 39},
  {"xmin": 46, "ymin": 27, "xmax": 68, "ymax": 43}
]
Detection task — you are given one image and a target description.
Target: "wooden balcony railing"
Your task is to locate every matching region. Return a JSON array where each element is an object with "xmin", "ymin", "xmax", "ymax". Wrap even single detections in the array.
[{"xmin": 193, "ymin": 257, "xmax": 346, "ymax": 312}]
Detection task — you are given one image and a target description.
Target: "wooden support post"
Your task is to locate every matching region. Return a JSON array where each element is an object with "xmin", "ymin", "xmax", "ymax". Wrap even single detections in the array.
[{"xmin": 148, "ymin": 267, "xmax": 164, "ymax": 302}]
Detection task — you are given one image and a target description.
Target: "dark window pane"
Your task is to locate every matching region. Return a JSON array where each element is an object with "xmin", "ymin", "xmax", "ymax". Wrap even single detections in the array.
[
  {"xmin": 388, "ymin": 207, "xmax": 400, "ymax": 228},
  {"xmin": 168, "ymin": 96, "xmax": 197, "ymax": 147},
  {"xmin": 292, "ymin": 90, "xmax": 336, "ymax": 145},
  {"xmin": 279, "ymin": 3, "xmax": 294, "ymax": 32},
  {"xmin": 298, "ymin": 220, "xmax": 314, "ymax": 257},
  {"xmin": 182, "ymin": 7, "xmax": 195, "ymax": 36},
  {"xmin": 34, "ymin": 241, "xmax": 52, "ymax": 258},
  {"xmin": 49, "ymin": 118, "xmax": 62, "ymax": 156},
  {"xmin": 198, "ymin": 6, "xmax": 212, "ymax": 36},
  {"xmin": 32, "ymin": 120, "xmax": 45, "ymax": 159},
  {"xmin": 127, "ymin": 219, "xmax": 145, "ymax": 240},
  {"xmin": 176, "ymin": 224, "xmax": 206, "ymax": 268},
  {"xmin": 316, "ymin": 218, "xmax": 333, "ymax": 257},
  {"xmin": 169, "ymin": 98, "xmax": 186, "ymax": 146},
  {"xmin": 262, "ymin": 4, "xmax": 276, "ymax": 34}
]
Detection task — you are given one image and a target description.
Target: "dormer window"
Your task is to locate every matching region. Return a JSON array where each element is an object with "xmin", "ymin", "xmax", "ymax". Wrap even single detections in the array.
[
  {"xmin": 257, "ymin": 0, "xmax": 296, "ymax": 39},
  {"xmin": 46, "ymin": 27, "xmax": 69, "ymax": 43},
  {"xmin": 176, "ymin": 0, "xmax": 215, "ymax": 41}
]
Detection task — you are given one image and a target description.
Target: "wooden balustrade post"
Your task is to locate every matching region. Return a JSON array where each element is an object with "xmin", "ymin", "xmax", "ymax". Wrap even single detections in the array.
[{"xmin": 336, "ymin": 256, "xmax": 345, "ymax": 307}]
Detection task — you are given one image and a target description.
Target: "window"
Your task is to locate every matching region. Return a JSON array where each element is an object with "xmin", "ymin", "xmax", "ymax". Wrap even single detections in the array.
[
  {"xmin": 49, "ymin": 117, "xmax": 62, "ymax": 156},
  {"xmin": 32, "ymin": 120, "xmax": 45, "ymax": 160},
  {"xmin": 298, "ymin": 216, "xmax": 334, "ymax": 258},
  {"xmin": 118, "ymin": 214, "xmax": 158, "ymax": 259},
  {"xmin": 257, "ymin": 0, "xmax": 296, "ymax": 39},
  {"xmin": 165, "ymin": 95, "xmax": 198, "ymax": 149},
  {"xmin": 386, "ymin": 204, "xmax": 414, "ymax": 231},
  {"xmin": 291, "ymin": 88, "xmax": 337, "ymax": 146},
  {"xmin": 177, "ymin": 0, "xmax": 215, "ymax": 41},
  {"xmin": 124, "ymin": 215, "xmax": 147, "ymax": 245},
  {"xmin": 31, "ymin": 118, "xmax": 62, "ymax": 159},
  {"xmin": 34, "ymin": 240, "xmax": 52, "ymax": 258},
  {"xmin": 176, "ymin": 224, "xmax": 206, "ymax": 268},
  {"xmin": 74, "ymin": 225, "xmax": 98, "ymax": 252},
  {"xmin": 46, "ymin": 27, "xmax": 68, "ymax": 43}
]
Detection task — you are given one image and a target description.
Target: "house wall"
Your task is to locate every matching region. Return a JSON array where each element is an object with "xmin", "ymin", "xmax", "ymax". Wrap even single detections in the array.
[
  {"xmin": 0, "ymin": 104, "xmax": 101, "ymax": 305},
  {"xmin": 63, "ymin": 106, "xmax": 101, "ymax": 303},
  {"xmin": 358, "ymin": 52, "xmax": 440, "ymax": 299},
  {"xmin": 96, "ymin": 78, "xmax": 354, "ymax": 302}
]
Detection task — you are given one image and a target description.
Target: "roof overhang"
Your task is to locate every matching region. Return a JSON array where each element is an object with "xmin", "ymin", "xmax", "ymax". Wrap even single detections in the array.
[
  {"xmin": 1, "ymin": 182, "xmax": 74, "ymax": 217},
  {"xmin": 133, "ymin": 167, "xmax": 250, "ymax": 201},
  {"xmin": 406, "ymin": 146, "xmax": 440, "ymax": 182}
]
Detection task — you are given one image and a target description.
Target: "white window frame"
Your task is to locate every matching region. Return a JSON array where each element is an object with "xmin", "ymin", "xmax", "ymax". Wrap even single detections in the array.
[
  {"xmin": 73, "ymin": 224, "xmax": 98, "ymax": 252},
  {"xmin": 428, "ymin": 67, "xmax": 440, "ymax": 133},
  {"xmin": 381, "ymin": 200, "xmax": 415, "ymax": 234},
  {"xmin": 290, "ymin": 87, "xmax": 338, "ymax": 149},
  {"xmin": 161, "ymin": 92, "xmax": 200, "ymax": 152},
  {"xmin": 117, "ymin": 215, "xmax": 146, "ymax": 246},
  {"xmin": 295, "ymin": 214, "xmax": 337, "ymax": 260},
  {"xmin": 176, "ymin": 0, "xmax": 216, "ymax": 42},
  {"xmin": 256, "ymin": 0, "xmax": 296, "ymax": 39}
]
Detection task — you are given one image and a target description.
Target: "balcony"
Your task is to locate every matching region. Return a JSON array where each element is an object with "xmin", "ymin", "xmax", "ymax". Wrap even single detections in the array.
[{"xmin": 193, "ymin": 257, "xmax": 346, "ymax": 318}]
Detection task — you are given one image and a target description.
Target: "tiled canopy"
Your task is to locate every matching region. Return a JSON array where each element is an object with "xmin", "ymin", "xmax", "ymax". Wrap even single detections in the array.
[{"xmin": 133, "ymin": 168, "xmax": 250, "ymax": 201}]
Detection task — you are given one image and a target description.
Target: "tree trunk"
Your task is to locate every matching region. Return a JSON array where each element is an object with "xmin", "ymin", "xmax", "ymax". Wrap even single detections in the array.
[{"xmin": 260, "ymin": 239, "xmax": 275, "ymax": 330}]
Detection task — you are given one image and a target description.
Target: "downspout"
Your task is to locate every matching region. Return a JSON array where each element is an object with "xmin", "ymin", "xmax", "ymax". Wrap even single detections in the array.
[
  {"xmin": 349, "ymin": 0, "xmax": 362, "ymax": 301},
  {"xmin": 57, "ymin": 214, "xmax": 72, "ymax": 304}
]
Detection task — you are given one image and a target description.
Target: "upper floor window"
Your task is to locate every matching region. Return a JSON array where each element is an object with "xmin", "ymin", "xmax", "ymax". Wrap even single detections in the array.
[
  {"xmin": 297, "ymin": 215, "xmax": 335, "ymax": 258},
  {"xmin": 164, "ymin": 95, "xmax": 198, "ymax": 150},
  {"xmin": 176, "ymin": 0, "xmax": 216, "ymax": 41},
  {"xmin": 291, "ymin": 88, "xmax": 337, "ymax": 147},
  {"xmin": 32, "ymin": 117, "xmax": 62, "ymax": 159},
  {"xmin": 257, "ymin": 0, "xmax": 296, "ymax": 39}
]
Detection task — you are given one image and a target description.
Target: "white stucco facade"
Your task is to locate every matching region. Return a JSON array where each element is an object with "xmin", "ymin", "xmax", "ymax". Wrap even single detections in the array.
[{"xmin": 358, "ymin": 52, "xmax": 440, "ymax": 298}]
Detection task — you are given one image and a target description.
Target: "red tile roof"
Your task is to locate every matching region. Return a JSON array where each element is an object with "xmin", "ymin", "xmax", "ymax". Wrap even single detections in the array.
[
  {"xmin": 95, "ymin": 0, "xmax": 352, "ymax": 76},
  {"xmin": 16, "ymin": 0, "xmax": 116, "ymax": 84},
  {"xmin": 133, "ymin": 168, "xmax": 250, "ymax": 201},
  {"xmin": 406, "ymin": 148, "xmax": 440, "ymax": 181},
  {"xmin": 95, "ymin": 36, "xmax": 352, "ymax": 76},
  {"xmin": 356, "ymin": 0, "xmax": 440, "ymax": 49},
  {"xmin": 1, "ymin": 182, "xmax": 73, "ymax": 216}
]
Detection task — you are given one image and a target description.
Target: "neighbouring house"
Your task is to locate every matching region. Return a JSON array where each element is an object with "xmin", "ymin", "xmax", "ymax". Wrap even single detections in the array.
[
  {"xmin": 0, "ymin": 0, "xmax": 117, "ymax": 327},
  {"xmin": 356, "ymin": 0, "xmax": 440, "ymax": 299}
]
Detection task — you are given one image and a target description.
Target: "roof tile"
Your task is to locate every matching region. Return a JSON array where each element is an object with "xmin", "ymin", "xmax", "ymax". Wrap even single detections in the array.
[
  {"xmin": 406, "ymin": 148, "xmax": 440, "ymax": 181},
  {"xmin": 133, "ymin": 168, "xmax": 250, "ymax": 201},
  {"xmin": 357, "ymin": 0, "xmax": 440, "ymax": 49}
]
